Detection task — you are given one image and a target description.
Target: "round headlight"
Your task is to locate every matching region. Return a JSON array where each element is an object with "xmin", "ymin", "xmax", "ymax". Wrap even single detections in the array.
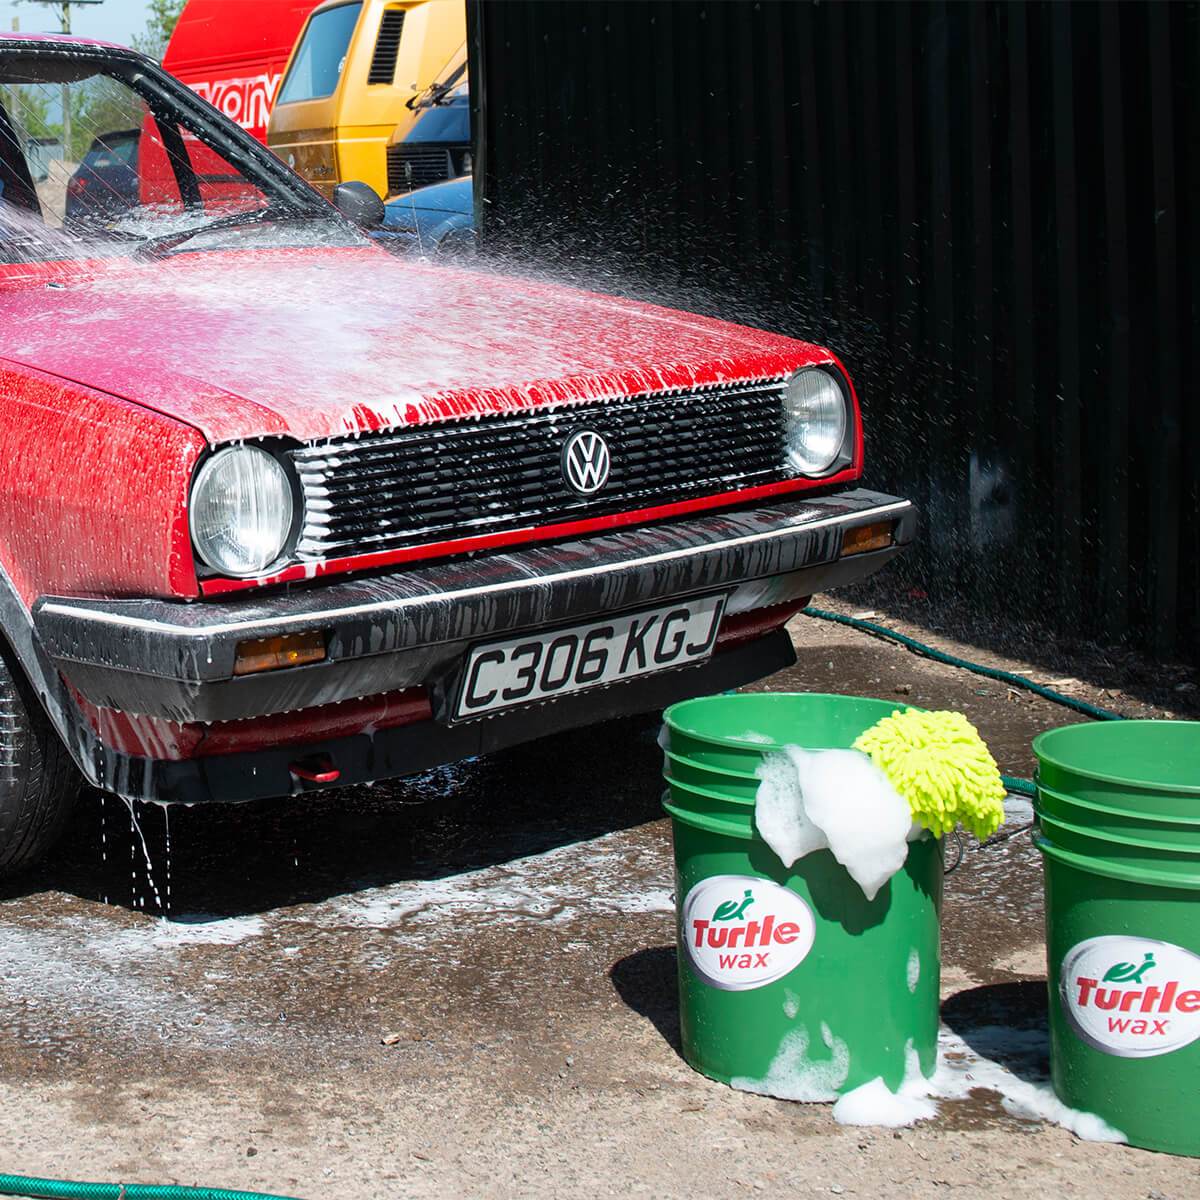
[
  {"xmin": 783, "ymin": 368, "xmax": 849, "ymax": 475},
  {"xmin": 189, "ymin": 446, "xmax": 294, "ymax": 577}
]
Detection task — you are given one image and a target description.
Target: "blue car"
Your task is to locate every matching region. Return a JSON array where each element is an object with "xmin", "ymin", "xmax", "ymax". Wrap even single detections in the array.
[
  {"xmin": 64, "ymin": 128, "xmax": 140, "ymax": 230},
  {"xmin": 379, "ymin": 174, "xmax": 474, "ymax": 255}
]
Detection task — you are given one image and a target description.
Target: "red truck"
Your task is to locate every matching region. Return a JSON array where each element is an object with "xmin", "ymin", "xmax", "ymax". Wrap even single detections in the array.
[
  {"xmin": 0, "ymin": 34, "xmax": 914, "ymax": 876},
  {"xmin": 162, "ymin": 0, "xmax": 320, "ymax": 144}
]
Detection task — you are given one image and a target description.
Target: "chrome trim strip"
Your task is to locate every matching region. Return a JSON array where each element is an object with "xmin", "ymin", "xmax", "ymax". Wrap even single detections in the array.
[{"xmin": 38, "ymin": 499, "xmax": 912, "ymax": 640}]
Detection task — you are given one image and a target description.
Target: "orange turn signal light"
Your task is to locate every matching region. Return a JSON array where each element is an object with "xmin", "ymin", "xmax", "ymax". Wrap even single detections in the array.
[
  {"xmin": 233, "ymin": 630, "xmax": 327, "ymax": 676},
  {"xmin": 841, "ymin": 521, "xmax": 895, "ymax": 557}
]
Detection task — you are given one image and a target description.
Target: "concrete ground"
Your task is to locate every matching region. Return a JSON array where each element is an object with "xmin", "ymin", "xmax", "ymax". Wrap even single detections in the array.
[{"xmin": 0, "ymin": 599, "xmax": 1196, "ymax": 1199}]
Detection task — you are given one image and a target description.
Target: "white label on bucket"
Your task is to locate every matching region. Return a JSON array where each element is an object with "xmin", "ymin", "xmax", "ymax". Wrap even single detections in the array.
[
  {"xmin": 681, "ymin": 875, "xmax": 815, "ymax": 991},
  {"xmin": 1061, "ymin": 936, "xmax": 1200, "ymax": 1058}
]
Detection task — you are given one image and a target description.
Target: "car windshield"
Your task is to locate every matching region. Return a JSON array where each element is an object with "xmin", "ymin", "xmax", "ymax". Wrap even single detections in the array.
[
  {"xmin": 405, "ymin": 94, "xmax": 469, "ymax": 145},
  {"xmin": 0, "ymin": 45, "xmax": 347, "ymax": 264}
]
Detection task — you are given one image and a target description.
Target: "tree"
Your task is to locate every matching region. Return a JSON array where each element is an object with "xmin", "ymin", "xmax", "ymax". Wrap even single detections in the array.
[
  {"xmin": 68, "ymin": 78, "xmax": 143, "ymax": 157},
  {"xmin": 4, "ymin": 0, "xmax": 185, "ymax": 163},
  {"xmin": 62, "ymin": 0, "xmax": 185, "ymax": 157},
  {"xmin": 133, "ymin": 0, "xmax": 185, "ymax": 61},
  {"xmin": 1, "ymin": 86, "xmax": 56, "ymax": 142}
]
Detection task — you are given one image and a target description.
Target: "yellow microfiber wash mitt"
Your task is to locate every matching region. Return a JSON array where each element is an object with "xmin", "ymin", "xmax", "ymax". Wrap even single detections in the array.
[{"xmin": 853, "ymin": 708, "xmax": 1006, "ymax": 840}]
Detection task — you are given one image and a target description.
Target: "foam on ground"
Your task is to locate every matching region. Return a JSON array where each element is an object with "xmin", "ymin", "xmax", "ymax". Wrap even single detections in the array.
[
  {"xmin": 825, "ymin": 1026, "xmax": 1124, "ymax": 1142},
  {"xmin": 930, "ymin": 1025, "xmax": 1124, "ymax": 1142},
  {"xmin": 833, "ymin": 1077, "xmax": 937, "ymax": 1128}
]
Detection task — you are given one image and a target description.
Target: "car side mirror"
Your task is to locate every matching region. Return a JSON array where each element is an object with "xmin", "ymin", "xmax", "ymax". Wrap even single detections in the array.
[{"xmin": 333, "ymin": 181, "xmax": 385, "ymax": 230}]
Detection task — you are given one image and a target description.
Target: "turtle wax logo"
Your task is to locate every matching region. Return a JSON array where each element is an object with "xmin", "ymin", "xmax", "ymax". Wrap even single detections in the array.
[
  {"xmin": 1061, "ymin": 936, "xmax": 1200, "ymax": 1058},
  {"xmin": 681, "ymin": 875, "xmax": 815, "ymax": 991}
]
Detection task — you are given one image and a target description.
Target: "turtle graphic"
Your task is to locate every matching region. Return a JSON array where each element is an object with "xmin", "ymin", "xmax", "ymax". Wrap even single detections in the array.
[
  {"xmin": 713, "ymin": 889, "xmax": 755, "ymax": 922},
  {"xmin": 1102, "ymin": 951, "xmax": 1157, "ymax": 984}
]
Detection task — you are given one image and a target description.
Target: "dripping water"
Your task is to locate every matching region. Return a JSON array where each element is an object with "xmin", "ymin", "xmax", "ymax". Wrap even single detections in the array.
[
  {"xmin": 121, "ymin": 796, "xmax": 165, "ymax": 917},
  {"xmin": 163, "ymin": 803, "xmax": 172, "ymax": 913},
  {"xmin": 98, "ymin": 792, "xmax": 109, "ymax": 906}
]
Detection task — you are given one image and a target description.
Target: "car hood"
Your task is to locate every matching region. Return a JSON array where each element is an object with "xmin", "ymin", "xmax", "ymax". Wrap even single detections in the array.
[{"xmin": 0, "ymin": 245, "xmax": 830, "ymax": 444}]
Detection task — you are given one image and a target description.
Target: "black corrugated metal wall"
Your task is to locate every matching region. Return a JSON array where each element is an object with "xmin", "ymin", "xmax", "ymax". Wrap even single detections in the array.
[{"xmin": 468, "ymin": 1, "xmax": 1199, "ymax": 662}]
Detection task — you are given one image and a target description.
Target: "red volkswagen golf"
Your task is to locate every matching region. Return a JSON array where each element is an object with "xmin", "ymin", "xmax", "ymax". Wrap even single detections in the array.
[{"xmin": 0, "ymin": 34, "xmax": 914, "ymax": 874}]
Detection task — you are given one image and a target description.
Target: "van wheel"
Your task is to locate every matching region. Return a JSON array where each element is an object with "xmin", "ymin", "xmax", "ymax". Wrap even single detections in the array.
[{"xmin": 0, "ymin": 651, "xmax": 81, "ymax": 877}]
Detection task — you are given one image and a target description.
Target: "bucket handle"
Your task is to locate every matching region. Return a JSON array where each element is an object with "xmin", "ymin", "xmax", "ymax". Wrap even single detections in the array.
[{"xmin": 943, "ymin": 829, "xmax": 965, "ymax": 874}]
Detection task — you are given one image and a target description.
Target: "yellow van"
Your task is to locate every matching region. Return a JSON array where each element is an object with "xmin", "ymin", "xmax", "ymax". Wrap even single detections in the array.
[{"xmin": 268, "ymin": 0, "xmax": 464, "ymax": 200}]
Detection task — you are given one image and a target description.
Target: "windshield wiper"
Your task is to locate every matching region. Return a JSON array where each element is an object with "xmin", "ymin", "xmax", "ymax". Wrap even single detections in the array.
[
  {"xmin": 408, "ymin": 61, "xmax": 467, "ymax": 110},
  {"xmin": 133, "ymin": 208, "xmax": 318, "ymax": 260}
]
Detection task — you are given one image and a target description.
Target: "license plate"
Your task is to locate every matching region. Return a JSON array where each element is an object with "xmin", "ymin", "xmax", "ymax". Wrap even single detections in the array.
[{"xmin": 455, "ymin": 594, "xmax": 727, "ymax": 719}]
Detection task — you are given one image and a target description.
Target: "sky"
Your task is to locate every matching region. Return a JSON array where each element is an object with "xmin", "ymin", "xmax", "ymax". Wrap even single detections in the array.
[{"xmin": 0, "ymin": 0, "xmax": 152, "ymax": 48}]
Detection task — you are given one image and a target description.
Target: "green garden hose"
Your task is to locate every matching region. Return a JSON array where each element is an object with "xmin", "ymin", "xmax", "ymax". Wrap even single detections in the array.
[
  {"xmin": 1000, "ymin": 775, "xmax": 1038, "ymax": 799},
  {"xmin": 800, "ymin": 606, "xmax": 1126, "ymax": 803},
  {"xmin": 0, "ymin": 1174, "xmax": 304, "ymax": 1200},
  {"xmin": 801, "ymin": 607, "xmax": 1123, "ymax": 722}
]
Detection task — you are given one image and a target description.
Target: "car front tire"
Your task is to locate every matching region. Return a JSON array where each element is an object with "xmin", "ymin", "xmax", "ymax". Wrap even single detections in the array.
[{"xmin": 0, "ymin": 650, "xmax": 81, "ymax": 877}]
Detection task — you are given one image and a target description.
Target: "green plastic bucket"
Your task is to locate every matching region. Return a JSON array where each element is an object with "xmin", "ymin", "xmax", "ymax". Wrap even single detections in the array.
[
  {"xmin": 1033, "ymin": 719, "xmax": 1200, "ymax": 1156},
  {"xmin": 666, "ymin": 692, "xmax": 908, "ymax": 776},
  {"xmin": 661, "ymin": 693, "xmax": 941, "ymax": 1099},
  {"xmin": 1036, "ymin": 782, "xmax": 1200, "ymax": 849}
]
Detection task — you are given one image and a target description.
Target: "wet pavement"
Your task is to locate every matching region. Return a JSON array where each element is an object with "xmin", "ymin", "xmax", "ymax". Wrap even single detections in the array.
[{"xmin": 0, "ymin": 604, "xmax": 1196, "ymax": 1198}]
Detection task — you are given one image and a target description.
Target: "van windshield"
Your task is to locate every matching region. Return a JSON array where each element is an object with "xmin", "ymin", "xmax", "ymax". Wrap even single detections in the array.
[{"xmin": 277, "ymin": 3, "xmax": 363, "ymax": 105}]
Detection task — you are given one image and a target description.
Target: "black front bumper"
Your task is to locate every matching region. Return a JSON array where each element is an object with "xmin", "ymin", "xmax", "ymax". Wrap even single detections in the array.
[
  {"xmin": 34, "ymin": 488, "xmax": 915, "ymax": 726},
  {"xmin": 104, "ymin": 627, "xmax": 798, "ymax": 805}
]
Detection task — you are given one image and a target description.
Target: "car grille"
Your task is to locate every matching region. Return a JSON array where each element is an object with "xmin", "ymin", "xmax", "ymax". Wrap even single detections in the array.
[
  {"xmin": 386, "ymin": 144, "xmax": 466, "ymax": 194},
  {"xmin": 289, "ymin": 379, "xmax": 791, "ymax": 562}
]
